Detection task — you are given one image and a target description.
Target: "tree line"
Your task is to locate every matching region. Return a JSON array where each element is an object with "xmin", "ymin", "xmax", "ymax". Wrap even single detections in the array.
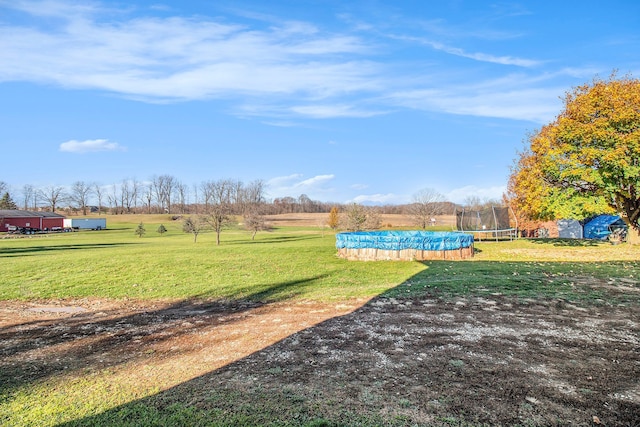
[
  {"xmin": 0, "ymin": 178, "xmax": 508, "ymax": 241},
  {"xmin": 0, "ymin": 177, "xmax": 329, "ymax": 216},
  {"xmin": 0, "ymin": 178, "xmax": 497, "ymax": 218}
]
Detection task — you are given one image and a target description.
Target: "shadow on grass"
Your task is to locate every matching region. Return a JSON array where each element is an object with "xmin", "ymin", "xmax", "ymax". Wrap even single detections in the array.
[
  {"xmin": 0, "ymin": 276, "xmax": 324, "ymax": 398},
  {"xmin": 528, "ymin": 237, "xmax": 605, "ymax": 247},
  {"xmin": 232, "ymin": 234, "xmax": 323, "ymax": 245},
  {"xmin": 0, "ymin": 243, "xmax": 138, "ymax": 257}
]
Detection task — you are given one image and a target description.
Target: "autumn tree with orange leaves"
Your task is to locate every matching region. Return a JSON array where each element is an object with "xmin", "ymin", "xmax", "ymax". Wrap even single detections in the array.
[{"xmin": 509, "ymin": 73, "xmax": 640, "ymax": 238}]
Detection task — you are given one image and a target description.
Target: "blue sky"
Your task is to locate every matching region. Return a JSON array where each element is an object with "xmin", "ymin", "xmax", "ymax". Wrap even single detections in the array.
[{"xmin": 1, "ymin": 0, "xmax": 638, "ymax": 205}]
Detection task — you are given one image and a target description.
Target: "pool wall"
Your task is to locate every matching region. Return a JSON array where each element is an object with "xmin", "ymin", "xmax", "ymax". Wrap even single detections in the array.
[{"xmin": 335, "ymin": 231, "xmax": 474, "ymax": 261}]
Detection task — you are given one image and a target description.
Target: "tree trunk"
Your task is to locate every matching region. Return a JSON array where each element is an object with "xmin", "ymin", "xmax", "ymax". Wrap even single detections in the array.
[
  {"xmin": 626, "ymin": 224, "xmax": 640, "ymax": 245},
  {"xmin": 620, "ymin": 216, "xmax": 640, "ymax": 244}
]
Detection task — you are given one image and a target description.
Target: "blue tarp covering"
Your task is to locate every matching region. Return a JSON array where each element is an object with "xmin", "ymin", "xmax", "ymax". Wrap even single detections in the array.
[
  {"xmin": 583, "ymin": 215, "xmax": 626, "ymax": 240},
  {"xmin": 335, "ymin": 231, "xmax": 474, "ymax": 251}
]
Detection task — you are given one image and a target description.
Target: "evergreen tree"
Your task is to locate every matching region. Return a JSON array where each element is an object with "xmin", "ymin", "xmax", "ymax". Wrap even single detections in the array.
[
  {"xmin": 0, "ymin": 192, "xmax": 18, "ymax": 210},
  {"xmin": 157, "ymin": 224, "xmax": 167, "ymax": 236},
  {"xmin": 135, "ymin": 222, "xmax": 146, "ymax": 238}
]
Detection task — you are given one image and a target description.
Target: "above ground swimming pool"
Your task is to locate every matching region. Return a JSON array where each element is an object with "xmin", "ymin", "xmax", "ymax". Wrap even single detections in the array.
[{"xmin": 335, "ymin": 230, "xmax": 474, "ymax": 261}]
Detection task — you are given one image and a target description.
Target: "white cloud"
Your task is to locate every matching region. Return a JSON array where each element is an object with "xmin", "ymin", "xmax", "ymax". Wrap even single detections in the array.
[
  {"xmin": 266, "ymin": 174, "xmax": 304, "ymax": 187},
  {"xmin": 266, "ymin": 174, "xmax": 335, "ymax": 198},
  {"xmin": 388, "ymin": 77, "xmax": 564, "ymax": 123},
  {"xmin": 290, "ymin": 104, "xmax": 385, "ymax": 119},
  {"xmin": 0, "ymin": 3, "xmax": 378, "ymax": 106},
  {"xmin": 349, "ymin": 193, "xmax": 407, "ymax": 205},
  {"xmin": 59, "ymin": 139, "xmax": 126, "ymax": 153},
  {"xmin": 389, "ymin": 34, "xmax": 541, "ymax": 67},
  {"xmin": 446, "ymin": 185, "xmax": 506, "ymax": 205},
  {"xmin": 294, "ymin": 174, "xmax": 335, "ymax": 188},
  {"xmin": 4, "ymin": 0, "xmax": 102, "ymax": 18}
]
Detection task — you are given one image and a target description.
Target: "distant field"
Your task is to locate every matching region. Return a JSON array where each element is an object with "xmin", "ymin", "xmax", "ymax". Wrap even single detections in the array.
[
  {"xmin": 262, "ymin": 213, "xmax": 455, "ymax": 228},
  {"xmin": 1, "ymin": 217, "xmax": 639, "ymax": 426},
  {"xmin": 65, "ymin": 212, "xmax": 456, "ymax": 228}
]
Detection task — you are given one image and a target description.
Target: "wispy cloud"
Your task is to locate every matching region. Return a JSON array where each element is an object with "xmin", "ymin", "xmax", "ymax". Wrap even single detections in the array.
[
  {"xmin": 0, "ymin": 0, "xmax": 597, "ymax": 124},
  {"xmin": 387, "ymin": 75, "xmax": 564, "ymax": 123},
  {"xmin": 59, "ymin": 139, "xmax": 126, "ymax": 153},
  {"xmin": 0, "ymin": 1, "xmax": 376, "ymax": 106},
  {"xmin": 294, "ymin": 174, "xmax": 335, "ymax": 188},
  {"xmin": 349, "ymin": 193, "xmax": 406, "ymax": 205},
  {"xmin": 290, "ymin": 104, "xmax": 386, "ymax": 119},
  {"xmin": 389, "ymin": 34, "xmax": 541, "ymax": 67},
  {"xmin": 266, "ymin": 174, "xmax": 335, "ymax": 198}
]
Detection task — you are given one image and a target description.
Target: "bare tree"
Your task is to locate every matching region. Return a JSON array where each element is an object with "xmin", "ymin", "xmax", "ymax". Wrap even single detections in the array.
[
  {"xmin": 192, "ymin": 184, "xmax": 200, "ymax": 214},
  {"xmin": 21, "ymin": 184, "xmax": 35, "ymax": 210},
  {"xmin": 243, "ymin": 200, "xmax": 269, "ymax": 240},
  {"xmin": 120, "ymin": 179, "xmax": 141, "ymax": 213},
  {"xmin": 203, "ymin": 179, "xmax": 235, "ymax": 245},
  {"xmin": 230, "ymin": 179, "xmax": 245, "ymax": 214},
  {"xmin": 463, "ymin": 196, "xmax": 483, "ymax": 211},
  {"xmin": 176, "ymin": 181, "xmax": 189, "ymax": 214},
  {"xmin": 244, "ymin": 180, "xmax": 266, "ymax": 209},
  {"xmin": 409, "ymin": 188, "xmax": 445, "ymax": 229},
  {"xmin": 463, "ymin": 196, "xmax": 501, "ymax": 211},
  {"xmin": 94, "ymin": 183, "xmax": 105, "ymax": 215},
  {"xmin": 142, "ymin": 183, "xmax": 154, "ymax": 214},
  {"xmin": 298, "ymin": 194, "xmax": 313, "ymax": 213},
  {"xmin": 200, "ymin": 180, "xmax": 214, "ymax": 211},
  {"xmin": 340, "ymin": 203, "xmax": 381, "ymax": 231},
  {"xmin": 38, "ymin": 185, "xmax": 67, "ymax": 212},
  {"xmin": 273, "ymin": 196, "xmax": 297, "ymax": 214},
  {"xmin": 107, "ymin": 183, "xmax": 121, "ymax": 214},
  {"xmin": 341, "ymin": 203, "xmax": 365, "ymax": 231},
  {"xmin": 183, "ymin": 216, "xmax": 207, "ymax": 243},
  {"xmin": 364, "ymin": 206, "xmax": 381, "ymax": 230},
  {"xmin": 151, "ymin": 174, "xmax": 178, "ymax": 213},
  {"xmin": 70, "ymin": 181, "xmax": 93, "ymax": 215}
]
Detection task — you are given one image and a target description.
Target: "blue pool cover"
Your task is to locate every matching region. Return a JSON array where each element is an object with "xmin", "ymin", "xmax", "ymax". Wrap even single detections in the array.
[{"xmin": 336, "ymin": 231, "xmax": 474, "ymax": 251}]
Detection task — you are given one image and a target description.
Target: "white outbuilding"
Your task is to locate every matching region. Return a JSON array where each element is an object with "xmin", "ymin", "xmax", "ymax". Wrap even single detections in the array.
[
  {"xmin": 63, "ymin": 218, "xmax": 107, "ymax": 230},
  {"xmin": 557, "ymin": 219, "xmax": 583, "ymax": 239}
]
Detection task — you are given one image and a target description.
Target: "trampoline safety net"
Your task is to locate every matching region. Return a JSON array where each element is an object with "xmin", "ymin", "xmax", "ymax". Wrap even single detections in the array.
[{"xmin": 455, "ymin": 207, "xmax": 511, "ymax": 232}]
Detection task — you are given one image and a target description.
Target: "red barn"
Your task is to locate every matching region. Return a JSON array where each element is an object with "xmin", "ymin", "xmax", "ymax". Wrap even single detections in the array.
[{"xmin": 0, "ymin": 210, "xmax": 65, "ymax": 232}]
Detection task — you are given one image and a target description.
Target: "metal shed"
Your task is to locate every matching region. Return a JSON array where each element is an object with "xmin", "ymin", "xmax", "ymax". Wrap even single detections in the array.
[{"xmin": 557, "ymin": 219, "xmax": 583, "ymax": 239}]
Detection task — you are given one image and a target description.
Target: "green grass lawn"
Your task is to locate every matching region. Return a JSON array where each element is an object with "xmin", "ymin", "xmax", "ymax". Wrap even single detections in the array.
[
  {"xmin": 2, "ymin": 217, "xmax": 638, "ymax": 304},
  {"xmin": 0, "ymin": 219, "xmax": 424, "ymax": 302}
]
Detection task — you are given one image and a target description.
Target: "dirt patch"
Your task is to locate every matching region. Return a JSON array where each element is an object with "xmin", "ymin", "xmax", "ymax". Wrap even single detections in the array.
[{"xmin": 1, "ymin": 297, "xmax": 639, "ymax": 426}]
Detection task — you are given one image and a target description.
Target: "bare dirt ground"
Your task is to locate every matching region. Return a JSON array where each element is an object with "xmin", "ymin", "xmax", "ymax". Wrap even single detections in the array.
[{"xmin": 1, "ymin": 295, "xmax": 639, "ymax": 426}]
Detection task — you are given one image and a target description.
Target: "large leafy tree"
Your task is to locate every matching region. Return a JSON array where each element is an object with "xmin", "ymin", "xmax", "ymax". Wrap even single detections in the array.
[{"xmin": 510, "ymin": 74, "xmax": 640, "ymax": 234}]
